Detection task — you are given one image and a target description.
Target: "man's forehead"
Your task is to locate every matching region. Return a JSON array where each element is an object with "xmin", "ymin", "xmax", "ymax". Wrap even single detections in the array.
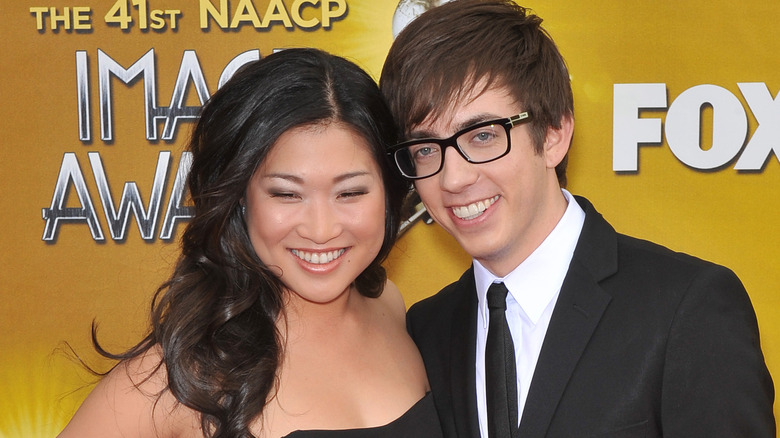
[{"xmin": 409, "ymin": 84, "xmax": 519, "ymax": 138}]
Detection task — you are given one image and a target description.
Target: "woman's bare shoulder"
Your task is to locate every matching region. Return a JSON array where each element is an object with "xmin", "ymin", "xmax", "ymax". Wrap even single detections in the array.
[{"xmin": 58, "ymin": 346, "xmax": 200, "ymax": 438}]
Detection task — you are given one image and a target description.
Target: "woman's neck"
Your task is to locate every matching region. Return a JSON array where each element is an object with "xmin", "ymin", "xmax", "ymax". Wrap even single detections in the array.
[{"xmin": 278, "ymin": 285, "xmax": 367, "ymax": 341}]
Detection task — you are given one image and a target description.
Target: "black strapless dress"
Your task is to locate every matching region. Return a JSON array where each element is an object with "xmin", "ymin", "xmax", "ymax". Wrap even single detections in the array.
[{"xmin": 282, "ymin": 392, "xmax": 443, "ymax": 437}]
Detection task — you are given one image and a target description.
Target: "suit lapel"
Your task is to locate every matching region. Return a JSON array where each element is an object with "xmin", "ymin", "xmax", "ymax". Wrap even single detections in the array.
[
  {"xmin": 518, "ymin": 197, "xmax": 618, "ymax": 437},
  {"xmin": 448, "ymin": 269, "xmax": 482, "ymax": 438}
]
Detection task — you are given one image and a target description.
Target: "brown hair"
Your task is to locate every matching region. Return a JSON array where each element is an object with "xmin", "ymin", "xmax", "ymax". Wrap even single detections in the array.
[{"xmin": 380, "ymin": 0, "xmax": 574, "ymax": 185}]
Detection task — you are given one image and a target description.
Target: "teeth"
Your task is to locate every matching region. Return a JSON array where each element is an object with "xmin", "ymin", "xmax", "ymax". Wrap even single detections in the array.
[
  {"xmin": 291, "ymin": 249, "xmax": 346, "ymax": 264},
  {"xmin": 452, "ymin": 196, "xmax": 499, "ymax": 220}
]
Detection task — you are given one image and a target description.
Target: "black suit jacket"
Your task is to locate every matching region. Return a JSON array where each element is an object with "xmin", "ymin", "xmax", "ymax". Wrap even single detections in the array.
[{"xmin": 407, "ymin": 196, "xmax": 775, "ymax": 437}]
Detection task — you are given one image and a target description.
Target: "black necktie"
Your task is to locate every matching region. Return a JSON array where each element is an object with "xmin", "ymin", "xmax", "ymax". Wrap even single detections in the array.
[{"xmin": 485, "ymin": 282, "xmax": 518, "ymax": 438}]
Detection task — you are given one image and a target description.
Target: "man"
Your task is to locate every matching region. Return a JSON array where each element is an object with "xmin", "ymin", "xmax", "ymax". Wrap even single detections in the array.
[{"xmin": 379, "ymin": 1, "xmax": 775, "ymax": 437}]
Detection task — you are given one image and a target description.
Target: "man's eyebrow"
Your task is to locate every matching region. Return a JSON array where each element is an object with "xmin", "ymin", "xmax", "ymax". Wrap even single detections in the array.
[
  {"xmin": 408, "ymin": 113, "xmax": 501, "ymax": 140},
  {"xmin": 407, "ymin": 129, "xmax": 438, "ymax": 140}
]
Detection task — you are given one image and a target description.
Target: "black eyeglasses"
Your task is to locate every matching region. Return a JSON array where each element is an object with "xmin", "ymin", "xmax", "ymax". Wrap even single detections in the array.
[{"xmin": 388, "ymin": 112, "xmax": 533, "ymax": 180}]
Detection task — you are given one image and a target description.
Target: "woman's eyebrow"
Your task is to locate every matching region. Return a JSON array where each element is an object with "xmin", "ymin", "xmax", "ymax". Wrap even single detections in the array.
[
  {"xmin": 264, "ymin": 171, "xmax": 371, "ymax": 184},
  {"xmin": 334, "ymin": 171, "xmax": 371, "ymax": 184}
]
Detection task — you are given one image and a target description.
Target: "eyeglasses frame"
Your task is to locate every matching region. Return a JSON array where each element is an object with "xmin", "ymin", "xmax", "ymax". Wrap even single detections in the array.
[{"xmin": 387, "ymin": 111, "xmax": 533, "ymax": 180}]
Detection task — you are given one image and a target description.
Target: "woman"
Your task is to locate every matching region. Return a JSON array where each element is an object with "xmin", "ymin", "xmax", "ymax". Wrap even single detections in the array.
[{"xmin": 59, "ymin": 48, "xmax": 441, "ymax": 438}]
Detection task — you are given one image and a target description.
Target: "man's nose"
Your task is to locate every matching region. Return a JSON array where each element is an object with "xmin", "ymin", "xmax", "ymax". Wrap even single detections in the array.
[{"xmin": 437, "ymin": 145, "xmax": 479, "ymax": 193}]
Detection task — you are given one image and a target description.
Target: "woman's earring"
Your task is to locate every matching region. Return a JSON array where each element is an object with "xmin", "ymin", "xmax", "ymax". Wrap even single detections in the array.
[{"xmin": 241, "ymin": 204, "xmax": 246, "ymax": 216}]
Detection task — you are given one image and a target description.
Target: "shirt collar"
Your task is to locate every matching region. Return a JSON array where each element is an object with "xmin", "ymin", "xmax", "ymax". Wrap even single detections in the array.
[{"xmin": 475, "ymin": 189, "xmax": 585, "ymax": 325}]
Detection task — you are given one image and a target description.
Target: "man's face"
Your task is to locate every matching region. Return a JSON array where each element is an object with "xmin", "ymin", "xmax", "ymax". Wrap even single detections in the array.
[{"xmin": 409, "ymin": 85, "xmax": 570, "ymax": 277}]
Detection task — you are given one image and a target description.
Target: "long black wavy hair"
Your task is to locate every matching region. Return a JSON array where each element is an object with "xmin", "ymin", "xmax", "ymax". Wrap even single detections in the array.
[{"xmin": 94, "ymin": 48, "xmax": 408, "ymax": 437}]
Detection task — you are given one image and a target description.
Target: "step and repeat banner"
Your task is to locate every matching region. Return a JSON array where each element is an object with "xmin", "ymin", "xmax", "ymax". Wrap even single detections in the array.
[{"xmin": 1, "ymin": 0, "xmax": 777, "ymax": 435}]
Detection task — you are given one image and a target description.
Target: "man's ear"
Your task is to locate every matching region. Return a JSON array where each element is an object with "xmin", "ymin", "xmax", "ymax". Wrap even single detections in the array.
[{"xmin": 543, "ymin": 115, "xmax": 574, "ymax": 169}]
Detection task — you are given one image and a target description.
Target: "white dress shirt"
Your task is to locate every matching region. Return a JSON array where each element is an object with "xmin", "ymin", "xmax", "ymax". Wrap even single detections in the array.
[{"xmin": 474, "ymin": 189, "xmax": 585, "ymax": 437}]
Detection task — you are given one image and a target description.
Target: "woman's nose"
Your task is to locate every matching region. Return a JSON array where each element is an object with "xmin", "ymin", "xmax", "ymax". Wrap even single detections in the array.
[{"xmin": 298, "ymin": 199, "xmax": 343, "ymax": 243}]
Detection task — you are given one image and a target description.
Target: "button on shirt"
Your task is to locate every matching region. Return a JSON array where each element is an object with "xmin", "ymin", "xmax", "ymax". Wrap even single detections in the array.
[{"xmin": 474, "ymin": 189, "xmax": 585, "ymax": 437}]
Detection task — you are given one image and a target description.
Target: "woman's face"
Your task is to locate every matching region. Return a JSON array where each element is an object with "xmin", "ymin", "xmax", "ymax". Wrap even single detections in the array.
[{"xmin": 244, "ymin": 123, "xmax": 387, "ymax": 306}]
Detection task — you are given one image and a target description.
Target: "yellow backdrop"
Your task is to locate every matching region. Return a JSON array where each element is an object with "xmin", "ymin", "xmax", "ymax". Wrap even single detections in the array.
[{"xmin": 0, "ymin": 1, "xmax": 777, "ymax": 435}]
